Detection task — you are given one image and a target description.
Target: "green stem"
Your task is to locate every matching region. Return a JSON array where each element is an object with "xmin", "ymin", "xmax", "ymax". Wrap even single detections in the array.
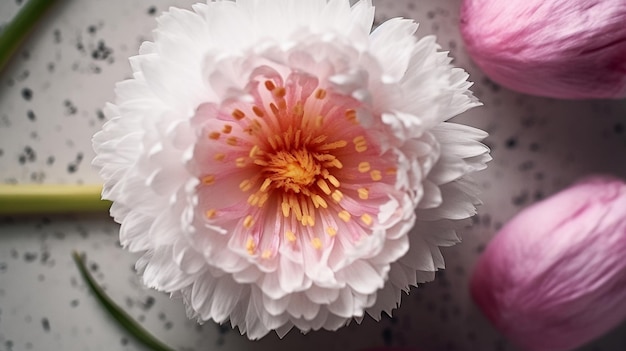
[
  {"xmin": 0, "ymin": 0, "xmax": 58, "ymax": 74},
  {"xmin": 0, "ymin": 184, "xmax": 110, "ymax": 214},
  {"xmin": 72, "ymin": 252, "xmax": 176, "ymax": 351}
]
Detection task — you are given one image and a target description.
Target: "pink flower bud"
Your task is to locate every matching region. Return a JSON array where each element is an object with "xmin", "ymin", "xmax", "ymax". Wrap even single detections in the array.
[
  {"xmin": 460, "ymin": 0, "xmax": 626, "ymax": 99},
  {"xmin": 471, "ymin": 176, "xmax": 626, "ymax": 351}
]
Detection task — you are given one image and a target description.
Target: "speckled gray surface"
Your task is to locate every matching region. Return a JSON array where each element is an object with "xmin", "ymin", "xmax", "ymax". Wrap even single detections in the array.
[{"xmin": 1, "ymin": 1, "xmax": 626, "ymax": 350}]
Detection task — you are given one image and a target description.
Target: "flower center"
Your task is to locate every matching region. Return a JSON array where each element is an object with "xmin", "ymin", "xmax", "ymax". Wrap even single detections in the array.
[
  {"xmin": 266, "ymin": 149, "xmax": 320, "ymax": 191},
  {"xmin": 195, "ymin": 73, "xmax": 396, "ymax": 256}
]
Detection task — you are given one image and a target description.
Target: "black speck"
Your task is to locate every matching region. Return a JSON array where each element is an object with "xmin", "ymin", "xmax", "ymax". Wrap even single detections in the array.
[
  {"xmin": 87, "ymin": 25, "xmax": 97, "ymax": 34},
  {"xmin": 5, "ymin": 340, "xmax": 13, "ymax": 349},
  {"xmin": 27, "ymin": 110, "xmax": 36, "ymax": 121},
  {"xmin": 614, "ymin": 123, "xmax": 624, "ymax": 134},
  {"xmin": 147, "ymin": 6, "xmax": 157, "ymax": 15},
  {"xmin": 518, "ymin": 160, "xmax": 534, "ymax": 171},
  {"xmin": 164, "ymin": 321, "xmax": 173, "ymax": 330},
  {"xmin": 89, "ymin": 262, "xmax": 99, "ymax": 272},
  {"xmin": 426, "ymin": 11, "xmax": 435, "ymax": 19},
  {"xmin": 70, "ymin": 299, "xmax": 79, "ymax": 307},
  {"xmin": 505, "ymin": 137, "xmax": 518, "ymax": 149},
  {"xmin": 158, "ymin": 312, "xmax": 166, "ymax": 321},
  {"xmin": 91, "ymin": 40, "xmax": 113, "ymax": 62},
  {"xmin": 0, "ymin": 262, "xmax": 7, "ymax": 273},
  {"xmin": 121, "ymin": 337, "xmax": 129, "ymax": 346},
  {"xmin": 18, "ymin": 155, "xmax": 26, "ymax": 164},
  {"xmin": 16, "ymin": 70, "xmax": 29, "ymax": 81},
  {"xmin": 64, "ymin": 100, "xmax": 77, "ymax": 115},
  {"xmin": 47, "ymin": 62, "xmax": 55, "ymax": 72},
  {"xmin": 96, "ymin": 109, "xmax": 105, "ymax": 120},
  {"xmin": 382, "ymin": 327, "xmax": 393, "ymax": 346},
  {"xmin": 482, "ymin": 77, "xmax": 501, "ymax": 92},
  {"xmin": 53, "ymin": 29, "xmax": 61, "ymax": 43},
  {"xmin": 41, "ymin": 317, "xmax": 50, "ymax": 332},
  {"xmin": 21, "ymin": 87, "xmax": 33, "ymax": 101},
  {"xmin": 24, "ymin": 252, "xmax": 38, "ymax": 262},
  {"xmin": 22, "ymin": 50, "xmax": 30, "ymax": 60},
  {"xmin": 67, "ymin": 164, "xmax": 77, "ymax": 173},
  {"xmin": 142, "ymin": 296, "xmax": 156, "ymax": 310},
  {"xmin": 46, "ymin": 156, "xmax": 55, "ymax": 165},
  {"xmin": 76, "ymin": 152, "xmax": 84, "ymax": 162},
  {"xmin": 512, "ymin": 190, "xmax": 529, "ymax": 206},
  {"xmin": 534, "ymin": 190, "xmax": 544, "ymax": 201},
  {"xmin": 529, "ymin": 142, "xmax": 540, "ymax": 152}
]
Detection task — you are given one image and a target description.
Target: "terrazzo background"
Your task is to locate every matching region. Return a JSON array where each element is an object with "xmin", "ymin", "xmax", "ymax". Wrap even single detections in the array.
[{"xmin": 1, "ymin": 1, "xmax": 626, "ymax": 350}]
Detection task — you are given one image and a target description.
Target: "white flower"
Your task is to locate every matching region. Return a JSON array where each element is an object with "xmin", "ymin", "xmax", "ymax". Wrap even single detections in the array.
[{"xmin": 93, "ymin": 0, "xmax": 490, "ymax": 339}]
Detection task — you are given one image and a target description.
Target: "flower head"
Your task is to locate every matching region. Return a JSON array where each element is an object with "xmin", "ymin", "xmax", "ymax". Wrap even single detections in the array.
[
  {"xmin": 93, "ymin": 0, "xmax": 490, "ymax": 339},
  {"xmin": 471, "ymin": 176, "xmax": 626, "ymax": 351}
]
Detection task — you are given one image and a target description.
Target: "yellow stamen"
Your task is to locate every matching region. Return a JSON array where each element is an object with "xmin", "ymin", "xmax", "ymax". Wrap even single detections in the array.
[
  {"xmin": 332, "ymin": 190, "xmax": 343, "ymax": 203},
  {"xmin": 222, "ymin": 124, "xmax": 232, "ymax": 134},
  {"xmin": 316, "ymin": 179, "xmax": 331, "ymax": 195},
  {"xmin": 286, "ymin": 230, "xmax": 296, "ymax": 243},
  {"xmin": 260, "ymin": 178, "xmax": 272, "ymax": 192},
  {"xmin": 265, "ymin": 80, "xmax": 276, "ymax": 91},
  {"xmin": 311, "ymin": 237, "xmax": 322, "ymax": 250},
  {"xmin": 205, "ymin": 209, "xmax": 217, "ymax": 219},
  {"xmin": 386, "ymin": 167, "xmax": 397, "ymax": 175},
  {"xmin": 312, "ymin": 194, "xmax": 328, "ymax": 209},
  {"xmin": 249, "ymin": 145, "xmax": 261, "ymax": 158},
  {"xmin": 318, "ymin": 140, "xmax": 348, "ymax": 151},
  {"xmin": 315, "ymin": 88, "xmax": 327, "ymax": 99},
  {"xmin": 261, "ymin": 250, "xmax": 272, "ymax": 259},
  {"xmin": 248, "ymin": 193, "xmax": 259, "ymax": 206},
  {"xmin": 345, "ymin": 109, "xmax": 357, "ymax": 124},
  {"xmin": 358, "ymin": 188, "xmax": 369, "ymax": 200},
  {"xmin": 370, "ymin": 170, "xmax": 382, "ymax": 181},
  {"xmin": 236, "ymin": 157, "xmax": 246, "ymax": 168},
  {"xmin": 281, "ymin": 201, "xmax": 290, "ymax": 217},
  {"xmin": 252, "ymin": 106, "xmax": 264, "ymax": 117},
  {"xmin": 273, "ymin": 87, "xmax": 286, "ymax": 98},
  {"xmin": 244, "ymin": 215, "xmax": 255, "ymax": 228},
  {"xmin": 226, "ymin": 136, "xmax": 238, "ymax": 146},
  {"xmin": 327, "ymin": 175, "xmax": 340, "ymax": 188},
  {"xmin": 239, "ymin": 179, "xmax": 252, "ymax": 192},
  {"xmin": 232, "ymin": 109, "xmax": 245, "ymax": 120},
  {"xmin": 326, "ymin": 227, "xmax": 337, "ymax": 236},
  {"xmin": 202, "ymin": 175, "xmax": 215, "ymax": 185},
  {"xmin": 214, "ymin": 153, "xmax": 226, "ymax": 161},
  {"xmin": 209, "ymin": 132, "xmax": 220, "ymax": 140},
  {"xmin": 246, "ymin": 238, "xmax": 256, "ymax": 255},
  {"xmin": 315, "ymin": 115, "xmax": 324, "ymax": 128},
  {"xmin": 257, "ymin": 192, "xmax": 269, "ymax": 207},
  {"xmin": 358, "ymin": 162, "xmax": 371, "ymax": 173},
  {"xmin": 338, "ymin": 210, "xmax": 351, "ymax": 222},
  {"xmin": 360, "ymin": 213, "xmax": 373, "ymax": 226},
  {"xmin": 253, "ymin": 159, "xmax": 269, "ymax": 166}
]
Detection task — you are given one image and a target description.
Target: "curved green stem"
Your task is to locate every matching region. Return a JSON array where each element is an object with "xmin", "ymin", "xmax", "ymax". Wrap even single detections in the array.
[
  {"xmin": 72, "ymin": 252, "xmax": 176, "ymax": 351},
  {"xmin": 0, "ymin": 0, "xmax": 58, "ymax": 73}
]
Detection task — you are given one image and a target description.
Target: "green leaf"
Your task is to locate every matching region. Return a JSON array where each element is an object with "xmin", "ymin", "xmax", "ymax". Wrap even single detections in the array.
[
  {"xmin": 72, "ymin": 252, "xmax": 176, "ymax": 351},
  {"xmin": 0, "ymin": 0, "xmax": 58, "ymax": 74}
]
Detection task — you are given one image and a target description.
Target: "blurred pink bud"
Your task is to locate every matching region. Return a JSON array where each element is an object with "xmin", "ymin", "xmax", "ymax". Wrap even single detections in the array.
[
  {"xmin": 460, "ymin": 0, "xmax": 626, "ymax": 99},
  {"xmin": 471, "ymin": 176, "xmax": 626, "ymax": 351}
]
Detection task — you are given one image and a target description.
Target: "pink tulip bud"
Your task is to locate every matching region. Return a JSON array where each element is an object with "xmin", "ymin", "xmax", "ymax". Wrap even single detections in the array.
[
  {"xmin": 471, "ymin": 176, "xmax": 626, "ymax": 351},
  {"xmin": 460, "ymin": 0, "xmax": 626, "ymax": 99}
]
